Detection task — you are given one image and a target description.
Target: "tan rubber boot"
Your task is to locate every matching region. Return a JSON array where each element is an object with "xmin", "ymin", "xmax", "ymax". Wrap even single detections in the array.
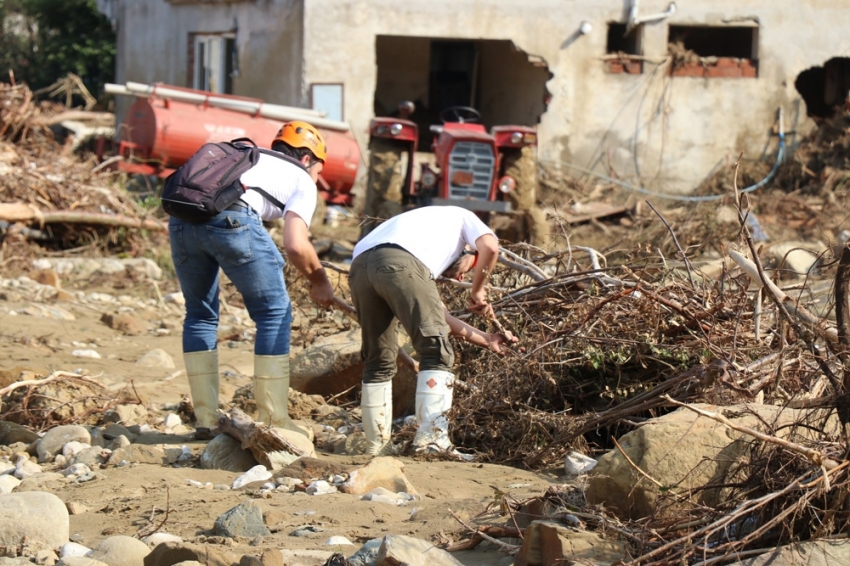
[
  {"xmin": 361, "ymin": 381, "xmax": 393, "ymax": 455},
  {"xmin": 254, "ymin": 354, "xmax": 309, "ymax": 438},
  {"xmin": 184, "ymin": 349, "xmax": 220, "ymax": 439}
]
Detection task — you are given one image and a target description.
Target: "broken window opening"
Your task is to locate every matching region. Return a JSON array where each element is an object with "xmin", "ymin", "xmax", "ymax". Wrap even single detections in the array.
[
  {"xmin": 795, "ymin": 57, "xmax": 850, "ymax": 120},
  {"xmin": 667, "ymin": 25, "xmax": 758, "ymax": 78},
  {"xmin": 605, "ymin": 23, "xmax": 643, "ymax": 74},
  {"xmin": 607, "ymin": 23, "xmax": 642, "ymax": 56}
]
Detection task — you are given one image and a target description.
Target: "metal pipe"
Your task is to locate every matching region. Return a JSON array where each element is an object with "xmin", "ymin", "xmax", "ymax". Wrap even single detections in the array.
[{"xmin": 106, "ymin": 82, "xmax": 351, "ymax": 132}]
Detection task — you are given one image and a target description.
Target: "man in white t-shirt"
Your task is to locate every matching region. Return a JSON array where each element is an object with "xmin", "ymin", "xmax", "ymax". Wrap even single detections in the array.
[
  {"xmin": 349, "ymin": 206, "xmax": 516, "ymax": 455},
  {"xmin": 170, "ymin": 121, "xmax": 334, "ymax": 440}
]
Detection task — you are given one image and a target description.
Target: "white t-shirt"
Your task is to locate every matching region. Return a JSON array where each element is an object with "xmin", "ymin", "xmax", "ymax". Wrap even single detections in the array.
[
  {"xmin": 352, "ymin": 206, "xmax": 495, "ymax": 278},
  {"xmin": 238, "ymin": 152, "xmax": 317, "ymax": 226}
]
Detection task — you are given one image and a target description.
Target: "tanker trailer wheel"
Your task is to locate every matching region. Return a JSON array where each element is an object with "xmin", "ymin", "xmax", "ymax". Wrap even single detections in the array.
[
  {"xmin": 359, "ymin": 138, "xmax": 406, "ymax": 240},
  {"xmin": 502, "ymin": 146, "xmax": 549, "ymax": 248}
]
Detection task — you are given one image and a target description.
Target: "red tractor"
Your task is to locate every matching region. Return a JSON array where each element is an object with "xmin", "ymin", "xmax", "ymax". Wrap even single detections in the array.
[{"xmin": 360, "ymin": 105, "xmax": 544, "ymax": 243}]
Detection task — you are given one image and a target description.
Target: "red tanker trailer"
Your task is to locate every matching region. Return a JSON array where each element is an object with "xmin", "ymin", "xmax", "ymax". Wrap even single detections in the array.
[{"xmin": 112, "ymin": 84, "xmax": 361, "ymax": 206}]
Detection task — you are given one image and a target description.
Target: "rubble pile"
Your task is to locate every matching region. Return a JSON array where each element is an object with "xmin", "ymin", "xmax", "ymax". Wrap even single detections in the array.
[{"xmin": 0, "ymin": 81, "xmax": 163, "ymax": 256}]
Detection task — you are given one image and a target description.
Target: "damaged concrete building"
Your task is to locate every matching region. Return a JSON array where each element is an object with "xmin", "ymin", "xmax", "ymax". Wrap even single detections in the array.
[{"xmin": 99, "ymin": 0, "xmax": 849, "ymax": 194}]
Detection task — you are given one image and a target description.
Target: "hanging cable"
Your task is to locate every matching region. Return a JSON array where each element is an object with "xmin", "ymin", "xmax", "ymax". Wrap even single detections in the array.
[{"xmin": 541, "ymin": 109, "xmax": 786, "ymax": 203}]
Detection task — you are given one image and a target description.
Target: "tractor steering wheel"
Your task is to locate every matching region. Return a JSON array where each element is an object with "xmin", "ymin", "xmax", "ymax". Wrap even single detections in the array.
[{"xmin": 439, "ymin": 106, "xmax": 481, "ymax": 124}]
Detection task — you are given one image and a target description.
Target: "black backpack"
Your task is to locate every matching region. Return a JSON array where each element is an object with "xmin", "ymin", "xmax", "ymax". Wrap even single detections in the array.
[{"xmin": 160, "ymin": 137, "xmax": 305, "ymax": 223}]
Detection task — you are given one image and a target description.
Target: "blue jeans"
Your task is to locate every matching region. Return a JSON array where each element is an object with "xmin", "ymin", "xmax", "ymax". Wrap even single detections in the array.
[{"xmin": 168, "ymin": 206, "xmax": 292, "ymax": 356}]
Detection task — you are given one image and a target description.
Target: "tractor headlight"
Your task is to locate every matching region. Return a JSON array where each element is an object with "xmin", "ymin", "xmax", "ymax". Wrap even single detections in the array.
[
  {"xmin": 421, "ymin": 170, "xmax": 437, "ymax": 188},
  {"xmin": 498, "ymin": 176, "xmax": 516, "ymax": 193},
  {"xmin": 510, "ymin": 132, "xmax": 523, "ymax": 144},
  {"xmin": 390, "ymin": 123, "xmax": 403, "ymax": 136}
]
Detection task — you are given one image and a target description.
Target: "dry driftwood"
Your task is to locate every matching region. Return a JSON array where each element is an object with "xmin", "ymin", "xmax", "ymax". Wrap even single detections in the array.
[
  {"xmin": 0, "ymin": 202, "xmax": 166, "ymax": 231},
  {"xmin": 729, "ymin": 249, "xmax": 838, "ymax": 343},
  {"xmin": 217, "ymin": 407, "xmax": 310, "ymax": 467}
]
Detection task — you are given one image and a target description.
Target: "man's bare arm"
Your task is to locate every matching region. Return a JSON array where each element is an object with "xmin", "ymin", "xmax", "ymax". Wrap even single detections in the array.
[{"xmin": 283, "ymin": 211, "xmax": 334, "ymax": 306}]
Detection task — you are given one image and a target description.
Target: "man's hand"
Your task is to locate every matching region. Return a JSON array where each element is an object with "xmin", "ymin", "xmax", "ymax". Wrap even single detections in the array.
[
  {"xmin": 310, "ymin": 279, "xmax": 335, "ymax": 307},
  {"xmin": 468, "ymin": 290, "xmax": 494, "ymax": 319},
  {"xmin": 487, "ymin": 331, "xmax": 518, "ymax": 354}
]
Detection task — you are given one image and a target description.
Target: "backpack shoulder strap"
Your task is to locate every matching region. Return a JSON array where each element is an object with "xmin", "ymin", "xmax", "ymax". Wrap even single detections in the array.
[
  {"xmin": 248, "ymin": 186, "xmax": 287, "ymax": 211},
  {"xmin": 244, "ymin": 148, "xmax": 312, "ymax": 212}
]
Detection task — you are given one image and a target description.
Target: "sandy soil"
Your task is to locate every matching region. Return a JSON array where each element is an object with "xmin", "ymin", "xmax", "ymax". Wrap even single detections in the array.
[{"xmin": 0, "ymin": 251, "xmax": 561, "ymax": 566}]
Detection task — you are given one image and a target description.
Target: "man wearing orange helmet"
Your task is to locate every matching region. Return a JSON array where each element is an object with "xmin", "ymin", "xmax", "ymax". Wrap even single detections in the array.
[{"xmin": 171, "ymin": 120, "xmax": 334, "ymax": 441}]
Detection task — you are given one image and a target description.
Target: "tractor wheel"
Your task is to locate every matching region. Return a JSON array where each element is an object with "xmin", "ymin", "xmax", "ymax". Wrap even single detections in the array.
[
  {"xmin": 311, "ymin": 196, "xmax": 327, "ymax": 229},
  {"xmin": 502, "ymin": 146, "xmax": 549, "ymax": 248},
  {"xmin": 359, "ymin": 138, "xmax": 406, "ymax": 240}
]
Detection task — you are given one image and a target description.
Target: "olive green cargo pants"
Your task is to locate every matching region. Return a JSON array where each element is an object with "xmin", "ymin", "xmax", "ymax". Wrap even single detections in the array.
[{"xmin": 349, "ymin": 245, "xmax": 454, "ymax": 384}]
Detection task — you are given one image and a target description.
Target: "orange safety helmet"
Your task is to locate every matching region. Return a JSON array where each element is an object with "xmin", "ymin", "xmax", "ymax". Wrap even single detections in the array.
[{"xmin": 273, "ymin": 120, "xmax": 328, "ymax": 163}]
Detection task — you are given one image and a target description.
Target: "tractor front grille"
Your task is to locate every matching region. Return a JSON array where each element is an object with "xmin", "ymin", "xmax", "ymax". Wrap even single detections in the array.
[{"xmin": 446, "ymin": 141, "xmax": 495, "ymax": 201}]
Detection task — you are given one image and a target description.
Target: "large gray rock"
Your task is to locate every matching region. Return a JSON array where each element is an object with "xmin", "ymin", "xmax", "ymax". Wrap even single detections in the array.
[
  {"xmin": 200, "ymin": 434, "xmax": 259, "ymax": 472},
  {"xmin": 376, "ymin": 535, "xmax": 462, "ymax": 566},
  {"xmin": 0, "ymin": 491, "xmax": 69, "ymax": 549},
  {"xmin": 37, "ymin": 425, "xmax": 91, "ymax": 463},
  {"xmin": 587, "ymin": 403, "xmax": 838, "ymax": 519},
  {"xmin": 290, "ymin": 329, "xmax": 416, "ymax": 418},
  {"xmin": 213, "ymin": 500, "xmax": 270, "ymax": 538},
  {"xmin": 727, "ymin": 540, "xmax": 850, "ymax": 565},
  {"xmin": 88, "ymin": 535, "xmax": 151, "ymax": 566},
  {"xmin": 0, "ymin": 420, "xmax": 39, "ymax": 445}
]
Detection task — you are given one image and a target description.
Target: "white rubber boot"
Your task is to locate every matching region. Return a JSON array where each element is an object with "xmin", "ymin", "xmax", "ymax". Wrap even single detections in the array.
[
  {"xmin": 184, "ymin": 349, "xmax": 220, "ymax": 438},
  {"xmin": 254, "ymin": 354, "xmax": 308, "ymax": 438},
  {"xmin": 412, "ymin": 370, "xmax": 455, "ymax": 451},
  {"xmin": 361, "ymin": 381, "xmax": 393, "ymax": 455}
]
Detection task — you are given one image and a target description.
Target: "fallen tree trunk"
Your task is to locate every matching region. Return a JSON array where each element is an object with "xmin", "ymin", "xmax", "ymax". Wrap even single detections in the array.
[
  {"xmin": 217, "ymin": 407, "xmax": 310, "ymax": 468},
  {"xmin": 0, "ymin": 203, "xmax": 166, "ymax": 231}
]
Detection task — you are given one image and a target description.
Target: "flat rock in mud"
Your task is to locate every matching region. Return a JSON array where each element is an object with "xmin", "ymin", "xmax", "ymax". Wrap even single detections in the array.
[
  {"xmin": 143, "ymin": 542, "xmax": 240, "ymax": 566},
  {"xmin": 377, "ymin": 535, "xmax": 463, "ymax": 566},
  {"xmin": 0, "ymin": 420, "xmax": 38, "ymax": 445},
  {"xmin": 273, "ymin": 456, "xmax": 352, "ymax": 483},
  {"xmin": 340, "ymin": 457, "xmax": 417, "ymax": 496}
]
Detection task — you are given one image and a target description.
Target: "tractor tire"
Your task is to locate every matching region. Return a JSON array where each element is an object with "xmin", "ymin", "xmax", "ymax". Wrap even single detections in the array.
[
  {"xmin": 311, "ymin": 196, "xmax": 327, "ymax": 229},
  {"xmin": 359, "ymin": 138, "xmax": 406, "ymax": 240},
  {"xmin": 502, "ymin": 145, "xmax": 549, "ymax": 248}
]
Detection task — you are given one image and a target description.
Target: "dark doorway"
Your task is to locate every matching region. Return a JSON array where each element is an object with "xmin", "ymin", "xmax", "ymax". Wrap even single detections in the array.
[
  {"xmin": 374, "ymin": 36, "xmax": 551, "ymax": 149},
  {"xmin": 430, "ymin": 41, "xmax": 477, "ymax": 112}
]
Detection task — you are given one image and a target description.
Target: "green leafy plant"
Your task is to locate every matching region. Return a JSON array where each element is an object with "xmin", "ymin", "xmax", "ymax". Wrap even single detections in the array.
[{"xmin": 1, "ymin": 0, "xmax": 115, "ymax": 101}]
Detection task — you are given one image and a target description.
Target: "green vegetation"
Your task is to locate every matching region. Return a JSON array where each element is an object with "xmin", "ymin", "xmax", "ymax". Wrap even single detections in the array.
[{"xmin": 0, "ymin": 0, "xmax": 115, "ymax": 99}]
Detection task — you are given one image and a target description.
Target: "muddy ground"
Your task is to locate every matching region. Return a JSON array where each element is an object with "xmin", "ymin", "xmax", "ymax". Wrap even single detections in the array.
[{"xmin": 0, "ymin": 214, "xmax": 567, "ymax": 566}]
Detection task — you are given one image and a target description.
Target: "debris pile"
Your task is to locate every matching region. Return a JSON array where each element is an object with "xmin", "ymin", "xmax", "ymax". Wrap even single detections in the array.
[{"xmin": 0, "ymin": 80, "xmax": 163, "ymax": 256}]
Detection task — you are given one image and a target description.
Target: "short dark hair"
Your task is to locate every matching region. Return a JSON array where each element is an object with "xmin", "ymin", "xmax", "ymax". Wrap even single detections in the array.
[
  {"xmin": 271, "ymin": 141, "xmax": 319, "ymax": 166},
  {"xmin": 441, "ymin": 249, "xmax": 477, "ymax": 279}
]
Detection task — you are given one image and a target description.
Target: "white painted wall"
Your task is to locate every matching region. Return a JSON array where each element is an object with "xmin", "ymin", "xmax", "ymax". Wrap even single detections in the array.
[
  {"xmin": 108, "ymin": 0, "xmax": 306, "ymax": 125},
  {"xmin": 303, "ymin": 0, "xmax": 849, "ymax": 193},
  {"xmin": 107, "ymin": 0, "xmax": 850, "ymax": 194}
]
